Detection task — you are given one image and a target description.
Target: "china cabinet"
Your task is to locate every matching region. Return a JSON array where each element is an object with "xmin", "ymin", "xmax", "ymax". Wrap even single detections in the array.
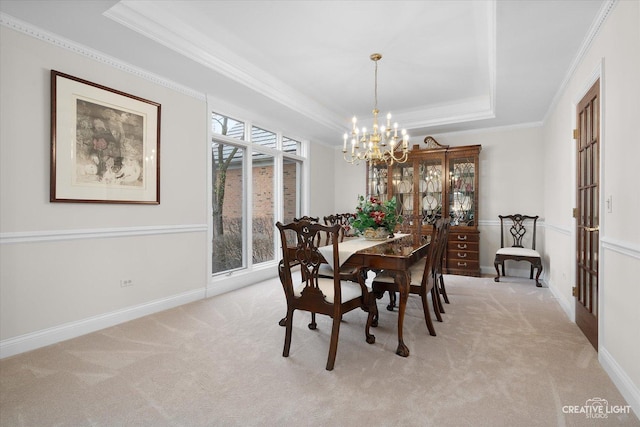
[{"xmin": 366, "ymin": 136, "xmax": 482, "ymax": 276}]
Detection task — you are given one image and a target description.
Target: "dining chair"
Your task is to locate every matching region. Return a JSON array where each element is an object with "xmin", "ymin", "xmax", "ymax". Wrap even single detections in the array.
[
  {"xmin": 371, "ymin": 225, "xmax": 440, "ymax": 336},
  {"xmin": 276, "ymin": 220, "xmax": 378, "ymax": 370},
  {"xmin": 432, "ymin": 218, "xmax": 451, "ymax": 313},
  {"xmin": 277, "ymin": 216, "xmax": 320, "ymax": 327},
  {"xmin": 494, "ymin": 214, "xmax": 543, "ymax": 287},
  {"xmin": 277, "ymin": 215, "xmax": 346, "ymax": 328}
]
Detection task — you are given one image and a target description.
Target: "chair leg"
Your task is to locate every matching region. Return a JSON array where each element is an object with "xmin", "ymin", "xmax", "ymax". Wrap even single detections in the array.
[
  {"xmin": 535, "ymin": 262, "xmax": 543, "ymax": 287},
  {"xmin": 279, "ymin": 316, "xmax": 287, "ymax": 326},
  {"xmin": 283, "ymin": 309, "xmax": 294, "ymax": 357},
  {"xmin": 364, "ymin": 297, "xmax": 377, "ymax": 344},
  {"xmin": 434, "ymin": 277, "xmax": 445, "ymax": 314},
  {"xmin": 439, "ymin": 273, "xmax": 450, "ymax": 304},
  {"xmin": 494, "ymin": 259, "xmax": 502, "ymax": 282},
  {"xmin": 308, "ymin": 312, "xmax": 317, "ymax": 330},
  {"xmin": 326, "ymin": 315, "xmax": 342, "ymax": 371},
  {"xmin": 431, "ymin": 287, "xmax": 443, "ymax": 322},
  {"xmin": 421, "ymin": 290, "xmax": 437, "ymax": 336},
  {"xmin": 387, "ymin": 291, "xmax": 396, "ymax": 311}
]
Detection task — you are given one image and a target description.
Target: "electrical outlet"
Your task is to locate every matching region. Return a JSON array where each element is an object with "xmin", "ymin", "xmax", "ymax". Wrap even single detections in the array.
[{"xmin": 120, "ymin": 279, "xmax": 134, "ymax": 287}]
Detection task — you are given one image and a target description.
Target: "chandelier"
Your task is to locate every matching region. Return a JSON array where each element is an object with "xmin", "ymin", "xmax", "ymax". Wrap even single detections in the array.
[{"xmin": 343, "ymin": 53, "xmax": 409, "ymax": 165}]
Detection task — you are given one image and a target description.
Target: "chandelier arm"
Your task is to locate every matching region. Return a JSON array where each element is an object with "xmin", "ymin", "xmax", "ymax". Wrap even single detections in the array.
[{"xmin": 343, "ymin": 53, "xmax": 409, "ymax": 166}]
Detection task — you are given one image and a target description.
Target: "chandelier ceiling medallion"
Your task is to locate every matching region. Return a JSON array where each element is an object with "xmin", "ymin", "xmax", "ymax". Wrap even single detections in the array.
[{"xmin": 343, "ymin": 53, "xmax": 409, "ymax": 165}]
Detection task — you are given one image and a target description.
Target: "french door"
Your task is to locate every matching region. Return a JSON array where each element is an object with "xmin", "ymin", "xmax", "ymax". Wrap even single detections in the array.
[{"xmin": 575, "ymin": 79, "xmax": 600, "ymax": 350}]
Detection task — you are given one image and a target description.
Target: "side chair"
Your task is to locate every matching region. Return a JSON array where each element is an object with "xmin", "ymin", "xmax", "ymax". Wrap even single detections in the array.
[
  {"xmin": 494, "ymin": 214, "xmax": 543, "ymax": 287},
  {"xmin": 277, "ymin": 216, "xmax": 320, "ymax": 327},
  {"xmin": 433, "ymin": 218, "xmax": 451, "ymax": 312},
  {"xmin": 276, "ymin": 220, "xmax": 378, "ymax": 371},
  {"xmin": 371, "ymin": 225, "xmax": 440, "ymax": 336}
]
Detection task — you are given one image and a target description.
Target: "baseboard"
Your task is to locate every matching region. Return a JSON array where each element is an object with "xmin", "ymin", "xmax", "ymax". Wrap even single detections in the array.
[
  {"xmin": 0, "ymin": 288, "xmax": 205, "ymax": 359},
  {"xmin": 207, "ymin": 263, "xmax": 278, "ymax": 298},
  {"xmin": 548, "ymin": 279, "xmax": 574, "ymax": 321},
  {"xmin": 480, "ymin": 265, "xmax": 545, "ymax": 282},
  {"xmin": 600, "ymin": 347, "xmax": 640, "ymax": 419}
]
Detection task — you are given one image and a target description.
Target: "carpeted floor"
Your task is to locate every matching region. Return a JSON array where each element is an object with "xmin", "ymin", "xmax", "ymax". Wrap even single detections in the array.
[{"xmin": 1, "ymin": 275, "xmax": 638, "ymax": 426}]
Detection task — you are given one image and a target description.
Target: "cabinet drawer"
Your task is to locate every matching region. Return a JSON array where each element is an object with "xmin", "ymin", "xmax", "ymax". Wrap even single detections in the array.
[
  {"xmin": 448, "ymin": 241, "xmax": 479, "ymax": 252},
  {"xmin": 446, "ymin": 259, "xmax": 480, "ymax": 271},
  {"xmin": 449, "ymin": 232, "xmax": 479, "ymax": 243},
  {"xmin": 447, "ymin": 249, "xmax": 478, "ymax": 262}
]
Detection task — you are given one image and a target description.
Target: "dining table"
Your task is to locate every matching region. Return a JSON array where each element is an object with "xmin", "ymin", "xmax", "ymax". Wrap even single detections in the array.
[{"xmin": 318, "ymin": 233, "xmax": 430, "ymax": 357}]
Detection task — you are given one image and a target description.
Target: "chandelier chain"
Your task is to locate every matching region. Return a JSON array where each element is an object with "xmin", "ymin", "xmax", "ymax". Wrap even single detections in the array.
[{"xmin": 374, "ymin": 58, "xmax": 378, "ymax": 112}]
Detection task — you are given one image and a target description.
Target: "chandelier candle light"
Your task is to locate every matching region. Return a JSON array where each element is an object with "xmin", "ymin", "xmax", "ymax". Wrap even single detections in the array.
[{"xmin": 343, "ymin": 53, "xmax": 410, "ymax": 165}]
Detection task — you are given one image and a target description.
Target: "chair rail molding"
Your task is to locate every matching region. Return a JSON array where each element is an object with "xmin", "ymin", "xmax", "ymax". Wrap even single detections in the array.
[
  {"xmin": 601, "ymin": 236, "xmax": 640, "ymax": 260},
  {"xmin": 0, "ymin": 224, "xmax": 207, "ymax": 244}
]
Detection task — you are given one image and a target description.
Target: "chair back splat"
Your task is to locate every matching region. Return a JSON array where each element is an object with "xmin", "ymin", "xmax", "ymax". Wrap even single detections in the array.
[
  {"xmin": 494, "ymin": 214, "xmax": 543, "ymax": 287},
  {"xmin": 276, "ymin": 220, "xmax": 377, "ymax": 370}
]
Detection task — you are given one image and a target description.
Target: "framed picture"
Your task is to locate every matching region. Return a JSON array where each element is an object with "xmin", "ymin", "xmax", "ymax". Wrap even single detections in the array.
[{"xmin": 50, "ymin": 70, "xmax": 160, "ymax": 204}]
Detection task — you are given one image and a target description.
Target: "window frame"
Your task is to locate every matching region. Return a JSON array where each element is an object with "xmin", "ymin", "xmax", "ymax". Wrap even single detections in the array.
[{"xmin": 207, "ymin": 105, "xmax": 308, "ymax": 290}]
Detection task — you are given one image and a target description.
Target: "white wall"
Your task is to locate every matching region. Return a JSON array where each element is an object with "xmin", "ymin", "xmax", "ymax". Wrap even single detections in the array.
[
  {"xmin": 542, "ymin": 0, "xmax": 640, "ymax": 414},
  {"xmin": 308, "ymin": 142, "xmax": 338, "ymax": 219},
  {"xmin": 0, "ymin": 26, "xmax": 209, "ymax": 357}
]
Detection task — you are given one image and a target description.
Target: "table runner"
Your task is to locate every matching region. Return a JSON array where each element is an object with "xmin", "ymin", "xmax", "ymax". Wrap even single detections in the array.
[{"xmin": 318, "ymin": 233, "xmax": 410, "ymax": 271}]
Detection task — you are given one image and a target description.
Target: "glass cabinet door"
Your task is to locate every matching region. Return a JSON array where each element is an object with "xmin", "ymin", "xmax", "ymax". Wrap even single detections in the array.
[
  {"xmin": 392, "ymin": 163, "xmax": 414, "ymax": 230},
  {"xmin": 418, "ymin": 158, "xmax": 444, "ymax": 226},
  {"xmin": 448, "ymin": 157, "xmax": 476, "ymax": 226},
  {"xmin": 367, "ymin": 163, "xmax": 388, "ymax": 202}
]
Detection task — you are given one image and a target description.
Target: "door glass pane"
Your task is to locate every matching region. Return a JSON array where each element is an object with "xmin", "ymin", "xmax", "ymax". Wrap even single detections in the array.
[
  {"xmin": 580, "ymin": 149, "xmax": 586, "ymax": 186},
  {"xmin": 212, "ymin": 142, "xmax": 245, "ymax": 274},
  {"xmin": 586, "ymin": 145, "xmax": 592, "ymax": 184},
  {"xmin": 394, "ymin": 164, "xmax": 414, "ymax": 227},
  {"xmin": 419, "ymin": 159, "xmax": 443, "ymax": 225},
  {"xmin": 449, "ymin": 157, "xmax": 475, "ymax": 226},
  {"xmin": 586, "ymin": 104, "xmax": 592, "ymax": 142},
  {"xmin": 252, "ymin": 153, "xmax": 275, "ymax": 264},
  {"xmin": 368, "ymin": 163, "xmax": 388, "ymax": 202}
]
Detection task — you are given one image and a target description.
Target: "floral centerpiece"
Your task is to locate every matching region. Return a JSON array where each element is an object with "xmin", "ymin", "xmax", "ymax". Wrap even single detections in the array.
[{"xmin": 350, "ymin": 195, "xmax": 402, "ymax": 240}]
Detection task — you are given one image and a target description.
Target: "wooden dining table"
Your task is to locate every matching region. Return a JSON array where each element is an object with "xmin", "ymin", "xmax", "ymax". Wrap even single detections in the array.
[{"xmin": 325, "ymin": 234, "xmax": 430, "ymax": 357}]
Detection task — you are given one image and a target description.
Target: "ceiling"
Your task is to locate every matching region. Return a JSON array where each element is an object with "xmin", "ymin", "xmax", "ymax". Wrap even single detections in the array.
[{"xmin": 0, "ymin": 0, "xmax": 608, "ymax": 145}]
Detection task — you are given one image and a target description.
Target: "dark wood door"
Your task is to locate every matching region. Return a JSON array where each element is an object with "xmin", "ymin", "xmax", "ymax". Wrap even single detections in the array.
[{"xmin": 575, "ymin": 79, "xmax": 600, "ymax": 350}]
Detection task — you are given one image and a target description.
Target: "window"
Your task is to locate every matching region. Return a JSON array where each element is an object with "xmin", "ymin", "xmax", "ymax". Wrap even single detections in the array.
[
  {"xmin": 211, "ymin": 111, "xmax": 305, "ymax": 276},
  {"xmin": 212, "ymin": 141, "xmax": 245, "ymax": 274},
  {"xmin": 252, "ymin": 152, "xmax": 274, "ymax": 264},
  {"xmin": 283, "ymin": 157, "xmax": 301, "ymax": 224}
]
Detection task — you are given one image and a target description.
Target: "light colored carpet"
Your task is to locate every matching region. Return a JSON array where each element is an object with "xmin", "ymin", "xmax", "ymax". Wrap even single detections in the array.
[{"xmin": 1, "ymin": 275, "xmax": 638, "ymax": 427}]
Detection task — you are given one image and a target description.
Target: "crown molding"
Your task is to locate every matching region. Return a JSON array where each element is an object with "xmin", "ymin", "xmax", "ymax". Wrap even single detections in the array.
[
  {"xmin": 543, "ymin": 0, "xmax": 618, "ymax": 123},
  {"xmin": 104, "ymin": 1, "xmax": 344, "ymax": 134},
  {"xmin": 0, "ymin": 12, "xmax": 206, "ymax": 101}
]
